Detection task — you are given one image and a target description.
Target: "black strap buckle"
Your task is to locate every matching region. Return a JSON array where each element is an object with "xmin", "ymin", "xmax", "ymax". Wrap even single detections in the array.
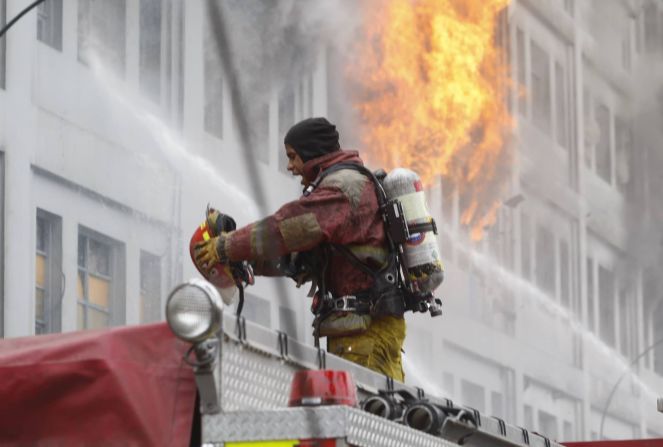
[{"xmin": 334, "ymin": 295, "xmax": 358, "ymax": 311}]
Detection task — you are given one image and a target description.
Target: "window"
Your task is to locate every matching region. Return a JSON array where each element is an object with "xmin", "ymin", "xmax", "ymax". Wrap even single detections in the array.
[
  {"xmin": 140, "ymin": 251, "xmax": 161, "ymax": 323},
  {"xmin": 653, "ymin": 300, "xmax": 663, "ymax": 375},
  {"xmin": 516, "ymin": 28, "xmax": 527, "ymax": 115},
  {"xmin": 583, "ymin": 87, "xmax": 593, "ymax": 169},
  {"xmin": 37, "ymin": 0, "xmax": 63, "ymax": 51},
  {"xmin": 644, "ymin": 1, "xmax": 659, "ymax": 53},
  {"xmin": 77, "ymin": 229, "xmax": 125, "ymax": 330},
  {"xmin": 278, "ymin": 83, "xmax": 295, "ymax": 173},
  {"xmin": 251, "ymin": 102, "xmax": 270, "ymax": 164},
  {"xmin": 615, "ymin": 117, "xmax": 632, "ymax": 194},
  {"xmin": 35, "ymin": 211, "xmax": 63, "ymax": 334},
  {"xmin": 538, "ymin": 410, "xmax": 558, "ymax": 439},
  {"xmin": 587, "ymin": 258, "xmax": 595, "ymax": 332},
  {"xmin": 516, "ymin": 28, "xmax": 527, "ymax": 116},
  {"xmin": 554, "ymin": 62, "xmax": 568, "ymax": 149},
  {"xmin": 298, "ymin": 74, "xmax": 314, "ymax": 120},
  {"xmin": 618, "ymin": 284, "xmax": 632, "ymax": 358},
  {"xmin": 521, "ymin": 213, "xmax": 531, "ymax": 280},
  {"xmin": 468, "ymin": 271, "xmax": 485, "ymax": 319},
  {"xmin": 595, "ymin": 104, "xmax": 612, "ymax": 183},
  {"xmin": 559, "ymin": 240, "xmax": 570, "ymax": 308},
  {"xmin": 524, "ymin": 405, "xmax": 534, "ymax": 430},
  {"xmin": 139, "ymin": 0, "xmax": 162, "ymax": 102},
  {"xmin": 531, "ymin": 40, "xmax": 551, "ymax": 134},
  {"xmin": 175, "ymin": 0, "xmax": 185, "ymax": 128},
  {"xmin": 598, "ymin": 265, "xmax": 616, "ymax": 347},
  {"xmin": 491, "ymin": 391, "xmax": 504, "ymax": 419},
  {"xmin": 78, "ymin": 0, "xmax": 127, "ymax": 75},
  {"xmin": 279, "ymin": 306, "xmax": 298, "ymax": 340},
  {"xmin": 622, "ymin": 29, "xmax": 632, "ymax": 72},
  {"xmin": 563, "ymin": 420, "xmax": 574, "ymax": 441},
  {"xmin": 443, "ymin": 372, "xmax": 455, "ymax": 396},
  {"xmin": 203, "ymin": 13, "xmax": 223, "ymax": 139},
  {"xmin": 461, "ymin": 380, "xmax": 485, "ymax": 413},
  {"xmin": 242, "ymin": 292, "xmax": 271, "ymax": 328},
  {"xmin": 535, "ymin": 225, "xmax": 555, "ymax": 295},
  {"xmin": 1, "ymin": 0, "xmax": 6, "ymax": 89}
]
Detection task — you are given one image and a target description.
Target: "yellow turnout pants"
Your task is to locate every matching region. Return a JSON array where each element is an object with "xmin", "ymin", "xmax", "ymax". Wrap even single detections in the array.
[{"xmin": 327, "ymin": 315, "xmax": 406, "ymax": 382}]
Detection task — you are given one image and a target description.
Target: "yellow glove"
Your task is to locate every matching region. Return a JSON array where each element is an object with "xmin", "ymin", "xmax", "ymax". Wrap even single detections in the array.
[{"xmin": 194, "ymin": 234, "xmax": 227, "ymax": 274}]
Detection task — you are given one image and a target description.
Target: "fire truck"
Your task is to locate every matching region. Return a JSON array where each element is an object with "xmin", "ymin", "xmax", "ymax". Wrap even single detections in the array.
[{"xmin": 2, "ymin": 278, "xmax": 661, "ymax": 446}]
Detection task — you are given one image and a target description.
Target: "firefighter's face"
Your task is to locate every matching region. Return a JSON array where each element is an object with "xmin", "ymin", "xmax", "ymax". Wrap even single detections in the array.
[{"xmin": 285, "ymin": 144, "xmax": 307, "ymax": 185}]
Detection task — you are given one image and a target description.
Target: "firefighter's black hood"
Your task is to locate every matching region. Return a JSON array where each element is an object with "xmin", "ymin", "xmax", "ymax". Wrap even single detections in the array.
[{"xmin": 284, "ymin": 117, "xmax": 340, "ymax": 162}]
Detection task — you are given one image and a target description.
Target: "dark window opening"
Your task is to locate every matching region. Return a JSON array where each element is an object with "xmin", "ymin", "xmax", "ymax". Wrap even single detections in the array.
[
  {"xmin": 203, "ymin": 13, "xmax": 224, "ymax": 139},
  {"xmin": 535, "ymin": 225, "xmax": 556, "ymax": 295},
  {"xmin": 521, "ymin": 213, "xmax": 531, "ymax": 280},
  {"xmin": 140, "ymin": 251, "xmax": 161, "ymax": 323},
  {"xmin": 598, "ymin": 265, "xmax": 616, "ymax": 347},
  {"xmin": 595, "ymin": 104, "xmax": 612, "ymax": 183},
  {"xmin": 78, "ymin": 0, "xmax": 127, "ymax": 76},
  {"xmin": 139, "ymin": 0, "xmax": 162, "ymax": 102},
  {"xmin": 278, "ymin": 84, "xmax": 295, "ymax": 174},
  {"xmin": 37, "ymin": 0, "xmax": 63, "ymax": 51},
  {"xmin": 555, "ymin": 62, "xmax": 568, "ymax": 149},
  {"xmin": 531, "ymin": 40, "xmax": 551, "ymax": 134},
  {"xmin": 516, "ymin": 28, "xmax": 527, "ymax": 115},
  {"xmin": 587, "ymin": 258, "xmax": 595, "ymax": 332},
  {"xmin": 560, "ymin": 240, "xmax": 570, "ymax": 307},
  {"xmin": 0, "ymin": 0, "xmax": 6, "ymax": 89}
]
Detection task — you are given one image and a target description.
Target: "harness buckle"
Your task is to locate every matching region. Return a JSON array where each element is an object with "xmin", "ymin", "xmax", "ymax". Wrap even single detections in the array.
[{"xmin": 333, "ymin": 295, "xmax": 358, "ymax": 312}]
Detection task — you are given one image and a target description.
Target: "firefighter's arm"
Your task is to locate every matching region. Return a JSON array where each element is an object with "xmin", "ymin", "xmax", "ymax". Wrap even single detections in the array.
[{"xmin": 223, "ymin": 186, "xmax": 353, "ymax": 263}]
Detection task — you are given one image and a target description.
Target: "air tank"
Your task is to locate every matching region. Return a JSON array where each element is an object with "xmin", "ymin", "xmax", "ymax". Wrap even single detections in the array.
[{"xmin": 382, "ymin": 168, "xmax": 444, "ymax": 296}]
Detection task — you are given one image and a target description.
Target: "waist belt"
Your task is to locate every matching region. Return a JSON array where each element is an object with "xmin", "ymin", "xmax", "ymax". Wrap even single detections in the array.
[{"xmin": 332, "ymin": 294, "xmax": 372, "ymax": 314}]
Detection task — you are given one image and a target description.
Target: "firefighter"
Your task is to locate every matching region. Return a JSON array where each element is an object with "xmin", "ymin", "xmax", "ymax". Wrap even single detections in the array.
[{"xmin": 194, "ymin": 117, "xmax": 406, "ymax": 381}]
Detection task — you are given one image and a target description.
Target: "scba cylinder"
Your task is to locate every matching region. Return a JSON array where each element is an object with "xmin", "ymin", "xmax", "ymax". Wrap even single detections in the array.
[{"xmin": 382, "ymin": 168, "xmax": 444, "ymax": 296}]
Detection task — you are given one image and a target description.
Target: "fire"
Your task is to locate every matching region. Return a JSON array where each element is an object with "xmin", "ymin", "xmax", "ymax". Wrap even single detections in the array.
[{"xmin": 349, "ymin": 0, "xmax": 513, "ymax": 240}]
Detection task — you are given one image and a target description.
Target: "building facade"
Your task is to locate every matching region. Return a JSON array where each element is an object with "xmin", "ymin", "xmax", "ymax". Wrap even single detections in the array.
[{"xmin": 0, "ymin": 0, "xmax": 661, "ymax": 442}]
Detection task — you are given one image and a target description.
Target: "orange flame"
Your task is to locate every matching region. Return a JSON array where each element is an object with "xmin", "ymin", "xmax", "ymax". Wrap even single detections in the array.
[{"xmin": 349, "ymin": 0, "xmax": 513, "ymax": 240}]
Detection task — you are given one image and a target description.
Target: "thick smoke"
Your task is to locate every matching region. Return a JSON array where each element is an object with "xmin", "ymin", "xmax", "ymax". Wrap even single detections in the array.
[
  {"xmin": 216, "ymin": 0, "xmax": 363, "ymax": 148},
  {"xmin": 584, "ymin": 0, "xmax": 663, "ymax": 313}
]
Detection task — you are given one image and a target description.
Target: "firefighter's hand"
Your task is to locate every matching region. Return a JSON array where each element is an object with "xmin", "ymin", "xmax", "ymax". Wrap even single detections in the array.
[{"xmin": 194, "ymin": 235, "xmax": 227, "ymax": 272}]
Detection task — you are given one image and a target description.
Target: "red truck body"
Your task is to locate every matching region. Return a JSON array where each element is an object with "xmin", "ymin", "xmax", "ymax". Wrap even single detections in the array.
[{"xmin": 0, "ymin": 323, "xmax": 197, "ymax": 446}]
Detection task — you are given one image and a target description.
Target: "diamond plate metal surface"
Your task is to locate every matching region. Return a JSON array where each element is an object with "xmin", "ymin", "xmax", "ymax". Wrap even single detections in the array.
[
  {"xmin": 221, "ymin": 340, "xmax": 300, "ymax": 411},
  {"xmin": 207, "ymin": 313, "xmax": 566, "ymax": 447},
  {"xmin": 203, "ymin": 407, "xmax": 457, "ymax": 447},
  {"xmin": 346, "ymin": 408, "xmax": 456, "ymax": 447}
]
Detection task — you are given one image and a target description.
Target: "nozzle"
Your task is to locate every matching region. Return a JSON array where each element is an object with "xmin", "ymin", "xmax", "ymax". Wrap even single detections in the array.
[
  {"xmin": 403, "ymin": 402, "xmax": 446, "ymax": 434},
  {"xmin": 428, "ymin": 298, "xmax": 443, "ymax": 317},
  {"xmin": 361, "ymin": 395, "xmax": 405, "ymax": 420}
]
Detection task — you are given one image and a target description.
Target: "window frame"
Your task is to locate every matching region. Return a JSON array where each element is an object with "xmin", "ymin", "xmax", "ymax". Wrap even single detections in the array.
[
  {"xmin": 278, "ymin": 82, "xmax": 296, "ymax": 174},
  {"xmin": 139, "ymin": 250, "xmax": 162, "ymax": 324},
  {"xmin": 203, "ymin": 11, "xmax": 224, "ymax": 140},
  {"xmin": 77, "ymin": 0, "xmax": 127, "ymax": 76},
  {"xmin": 35, "ymin": 209, "xmax": 63, "ymax": 335},
  {"xmin": 77, "ymin": 227, "xmax": 125, "ymax": 330},
  {"xmin": 0, "ymin": 0, "xmax": 6, "ymax": 90},
  {"xmin": 139, "ymin": 0, "xmax": 163, "ymax": 102},
  {"xmin": 37, "ymin": 0, "xmax": 63, "ymax": 51},
  {"xmin": 530, "ymin": 39, "xmax": 552, "ymax": 135}
]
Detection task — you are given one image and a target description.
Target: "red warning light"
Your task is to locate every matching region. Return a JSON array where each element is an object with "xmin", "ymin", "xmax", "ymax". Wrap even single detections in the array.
[
  {"xmin": 288, "ymin": 370, "xmax": 357, "ymax": 408},
  {"xmin": 298, "ymin": 440, "xmax": 337, "ymax": 447}
]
